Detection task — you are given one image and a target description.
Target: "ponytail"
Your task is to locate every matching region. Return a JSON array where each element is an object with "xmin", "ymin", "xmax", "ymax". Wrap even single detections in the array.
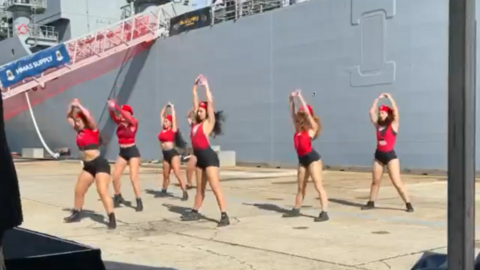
[
  {"xmin": 212, "ymin": 110, "xmax": 225, "ymax": 138},
  {"xmin": 174, "ymin": 130, "xmax": 187, "ymax": 149}
]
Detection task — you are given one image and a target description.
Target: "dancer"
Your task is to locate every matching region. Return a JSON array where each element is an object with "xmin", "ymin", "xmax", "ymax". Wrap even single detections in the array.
[
  {"xmin": 64, "ymin": 99, "xmax": 116, "ymax": 229},
  {"xmin": 282, "ymin": 90, "xmax": 329, "ymax": 222},
  {"xmin": 181, "ymin": 75, "xmax": 230, "ymax": 226},
  {"xmin": 158, "ymin": 102, "xmax": 189, "ymax": 200},
  {"xmin": 107, "ymin": 99, "xmax": 143, "ymax": 211},
  {"xmin": 361, "ymin": 93, "xmax": 414, "ymax": 212},
  {"xmin": 184, "ymin": 109, "xmax": 198, "ymax": 189}
]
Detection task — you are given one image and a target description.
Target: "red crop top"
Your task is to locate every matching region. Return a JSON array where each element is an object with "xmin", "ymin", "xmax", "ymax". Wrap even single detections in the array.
[
  {"xmin": 116, "ymin": 123, "xmax": 137, "ymax": 144},
  {"xmin": 158, "ymin": 129, "xmax": 176, "ymax": 142},
  {"xmin": 294, "ymin": 131, "xmax": 313, "ymax": 157},
  {"xmin": 376, "ymin": 124, "xmax": 397, "ymax": 152},
  {"xmin": 191, "ymin": 123, "xmax": 210, "ymax": 149},
  {"xmin": 76, "ymin": 129, "xmax": 100, "ymax": 150}
]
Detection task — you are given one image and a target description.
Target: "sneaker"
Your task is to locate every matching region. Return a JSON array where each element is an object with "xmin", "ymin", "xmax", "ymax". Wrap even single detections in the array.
[
  {"xmin": 361, "ymin": 201, "xmax": 375, "ymax": 210},
  {"xmin": 181, "ymin": 211, "xmax": 201, "ymax": 221},
  {"xmin": 282, "ymin": 208, "xmax": 300, "ymax": 218},
  {"xmin": 64, "ymin": 209, "xmax": 82, "ymax": 223},
  {"xmin": 113, "ymin": 194, "xmax": 125, "ymax": 208},
  {"xmin": 108, "ymin": 212, "xmax": 117, "ymax": 229},
  {"xmin": 135, "ymin": 198, "xmax": 144, "ymax": 212},
  {"xmin": 314, "ymin": 211, "xmax": 329, "ymax": 222},
  {"xmin": 406, "ymin": 202, "xmax": 414, "ymax": 212},
  {"xmin": 218, "ymin": 213, "xmax": 230, "ymax": 227},
  {"xmin": 181, "ymin": 191, "xmax": 189, "ymax": 201}
]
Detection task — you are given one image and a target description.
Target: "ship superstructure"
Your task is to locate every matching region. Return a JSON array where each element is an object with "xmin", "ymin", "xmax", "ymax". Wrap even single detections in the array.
[{"xmin": 0, "ymin": 0, "xmax": 464, "ymax": 171}]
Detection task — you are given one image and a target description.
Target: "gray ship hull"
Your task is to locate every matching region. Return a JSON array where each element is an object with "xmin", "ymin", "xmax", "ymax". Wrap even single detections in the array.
[{"xmin": 3, "ymin": 0, "xmax": 471, "ymax": 171}]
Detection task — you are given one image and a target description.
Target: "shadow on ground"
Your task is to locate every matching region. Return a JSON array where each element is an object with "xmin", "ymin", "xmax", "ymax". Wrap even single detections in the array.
[
  {"xmin": 145, "ymin": 189, "xmax": 179, "ymax": 199},
  {"xmin": 328, "ymin": 198, "xmax": 405, "ymax": 211},
  {"xmin": 162, "ymin": 203, "xmax": 219, "ymax": 224},
  {"xmin": 243, "ymin": 203, "xmax": 317, "ymax": 218},
  {"xmin": 104, "ymin": 261, "xmax": 178, "ymax": 270},
  {"xmin": 61, "ymin": 208, "xmax": 109, "ymax": 225}
]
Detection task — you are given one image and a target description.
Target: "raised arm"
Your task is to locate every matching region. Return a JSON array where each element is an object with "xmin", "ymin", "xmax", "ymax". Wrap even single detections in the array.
[
  {"xmin": 66, "ymin": 100, "xmax": 76, "ymax": 127},
  {"xmin": 76, "ymin": 102, "xmax": 97, "ymax": 130},
  {"xmin": 384, "ymin": 93, "xmax": 399, "ymax": 123},
  {"xmin": 160, "ymin": 104, "xmax": 167, "ymax": 127},
  {"xmin": 107, "ymin": 99, "xmax": 120, "ymax": 123},
  {"xmin": 112, "ymin": 101, "xmax": 137, "ymax": 126},
  {"xmin": 369, "ymin": 95, "xmax": 382, "ymax": 125},
  {"xmin": 170, "ymin": 102, "xmax": 178, "ymax": 132},
  {"xmin": 202, "ymin": 77, "xmax": 216, "ymax": 130},
  {"xmin": 186, "ymin": 109, "xmax": 194, "ymax": 126},
  {"xmin": 192, "ymin": 75, "xmax": 202, "ymax": 113},
  {"xmin": 289, "ymin": 92, "xmax": 296, "ymax": 127},
  {"xmin": 297, "ymin": 90, "xmax": 319, "ymax": 134}
]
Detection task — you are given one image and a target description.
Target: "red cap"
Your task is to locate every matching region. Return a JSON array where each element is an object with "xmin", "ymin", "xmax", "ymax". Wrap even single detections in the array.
[
  {"xmin": 379, "ymin": 105, "xmax": 392, "ymax": 113},
  {"xmin": 299, "ymin": 104, "xmax": 313, "ymax": 115},
  {"xmin": 199, "ymin": 101, "xmax": 207, "ymax": 109},
  {"xmin": 165, "ymin": 115, "xmax": 172, "ymax": 121},
  {"xmin": 121, "ymin": 104, "xmax": 133, "ymax": 115}
]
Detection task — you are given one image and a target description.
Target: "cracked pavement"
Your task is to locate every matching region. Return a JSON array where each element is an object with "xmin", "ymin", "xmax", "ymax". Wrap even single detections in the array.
[{"xmin": 12, "ymin": 161, "xmax": 480, "ymax": 270}]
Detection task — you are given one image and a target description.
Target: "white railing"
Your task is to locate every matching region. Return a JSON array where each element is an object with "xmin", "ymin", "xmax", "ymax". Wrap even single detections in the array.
[
  {"xmin": 211, "ymin": 0, "xmax": 284, "ymax": 23},
  {"xmin": 1, "ymin": 7, "xmax": 165, "ymax": 100}
]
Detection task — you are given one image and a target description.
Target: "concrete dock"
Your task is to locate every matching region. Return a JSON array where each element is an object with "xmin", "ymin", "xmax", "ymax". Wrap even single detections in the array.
[{"xmin": 12, "ymin": 161, "xmax": 479, "ymax": 270}]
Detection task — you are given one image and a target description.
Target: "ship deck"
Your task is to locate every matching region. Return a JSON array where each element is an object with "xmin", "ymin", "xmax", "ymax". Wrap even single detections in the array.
[{"xmin": 14, "ymin": 160, "xmax": 480, "ymax": 270}]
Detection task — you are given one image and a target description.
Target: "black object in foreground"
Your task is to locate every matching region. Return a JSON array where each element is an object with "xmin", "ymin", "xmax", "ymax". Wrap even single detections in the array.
[
  {"xmin": 4, "ymin": 227, "xmax": 105, "ymax": 270},
  {"xmin": 411, "ymin": 251, "xmax": 480, "ymax": 270}
]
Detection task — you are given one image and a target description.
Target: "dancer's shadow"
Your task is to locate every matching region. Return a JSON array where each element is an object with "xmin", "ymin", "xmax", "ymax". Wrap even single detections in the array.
[
  {"xmin": 145, "ymin": 189, "xmax": 177, "ymax": 199},
  {"xmin": 172, "ymin": 183, "xmax": 195, "ymax": 190},
  {"xmin": 243, "ymin": 203, "xmax": 316, "ymax": 218},
  {"xmin": 97, "ymin": 198, "xmax": 136, "ymax": 210},
  {"xmin": 119, "ymin": 199, "xmax": 137, "ymax": 210},
  {"xmin": 61, "ymin": 208, "xmax": 108, "ymax": 226},
  {"xmin": 328, "ymin": 198, "xmax": 405, "ymax": 211},
  {"xmin": 162, "ymin": 203, "xmax": 219, "ymax": 224}
]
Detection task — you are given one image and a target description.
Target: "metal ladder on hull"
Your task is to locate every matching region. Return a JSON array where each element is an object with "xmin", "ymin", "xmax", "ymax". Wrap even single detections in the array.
[{"xmin": 1, "ymin": 7, "xmax": 165, "ymax": 100}]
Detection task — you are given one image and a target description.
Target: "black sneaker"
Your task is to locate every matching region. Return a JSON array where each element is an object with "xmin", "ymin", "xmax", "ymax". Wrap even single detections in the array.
[
  {"xmin": 218, "ymin": 213, "xmax": 230, "ymax": 227},
  {"xmin": 314, "ymin": 211, "xmax": 329, "ymax": 222},
  {"xmin": 406, "ymin": 203, "xmax": 414, "ymax": 212},
  {"xmin": 108, "ymin": 213, "xmax": 117, "ymax": 229},
  {"xmin": 181, "ymin": 211, "xmax": 201, "ymax": 221},
  {"xmin": 64, "ymin": 209, "xmax": 82, "ymax": 223},
  {"xmin": 282, "ymin": 208, "xmax": 301, "ymax": 218},
  {"xmin": 361, "ymin": 201, "xmax": 375, "ymax": 210},
  {"xmin": 135, "ymin": 198, "xmax": 144, "ymax": 212},
  {"xmin": 181, "ymin": 191, "xmax": 189, "ymax": 201},
  {"xmin": 154, "ymin": 189, "xmax": 167, "ymax": 198},
  {"xmin": 113, "ymin": 194, "xmax": 125, "ymax": 208}
]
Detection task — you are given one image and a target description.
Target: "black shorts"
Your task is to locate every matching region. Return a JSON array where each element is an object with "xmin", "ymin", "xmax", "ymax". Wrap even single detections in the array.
[
  {"xmin": 83, "ymin": 156, "xmax": 111, "ymax": 176},
  {"xmin": 119, "ymin": 145, "xmax": 141, "ymax": 161},
  {"xmin": 163, "ymin": 148, "xmax": 179, "ymax": 164},
  {"xmin": 374, "ymin": 150, "xmax": 397, "ymax": 166},
  {"xmin": 298, "ymin": 149, "xmax": 321, "ymax": 168},
  {"xmin": 194, "ymin": 147, "xmax": 219, "ymax": 170}
]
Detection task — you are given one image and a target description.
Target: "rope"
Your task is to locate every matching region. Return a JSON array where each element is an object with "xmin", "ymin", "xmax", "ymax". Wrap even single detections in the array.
[{"xmin": 25, "ymin": 92, "xmax": 60, "ymax": 158}]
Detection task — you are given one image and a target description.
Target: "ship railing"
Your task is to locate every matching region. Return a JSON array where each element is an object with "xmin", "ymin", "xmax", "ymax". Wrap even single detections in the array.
[
  {"xmin": 121, "ymin": 3, "xmax": 134, "ymax": 19},
  {"xmin": 4, "ymin": 0, "xmax": 47, "ymax": 13},
  {"xmin": 27, "ymin": 24, "xmax": 59, "ymax": 42},
  {"xmin": 1, "ymin": 7, "xmax": 166, "ymax": 99},
  {"xmin": 212, "ymin": 0, "xmax": 283, "ymax": 23}
]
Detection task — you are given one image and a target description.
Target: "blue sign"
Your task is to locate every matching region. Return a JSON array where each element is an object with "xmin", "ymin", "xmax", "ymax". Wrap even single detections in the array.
[{"xmin": 0, "ymin": 43, "xmax": 71, "ymax": 88}]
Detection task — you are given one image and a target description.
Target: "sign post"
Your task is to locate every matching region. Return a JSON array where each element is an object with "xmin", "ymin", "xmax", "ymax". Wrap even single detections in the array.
[{"xmin": 447, "ymin": 0, "xmax": 476, "ymax": 269}]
